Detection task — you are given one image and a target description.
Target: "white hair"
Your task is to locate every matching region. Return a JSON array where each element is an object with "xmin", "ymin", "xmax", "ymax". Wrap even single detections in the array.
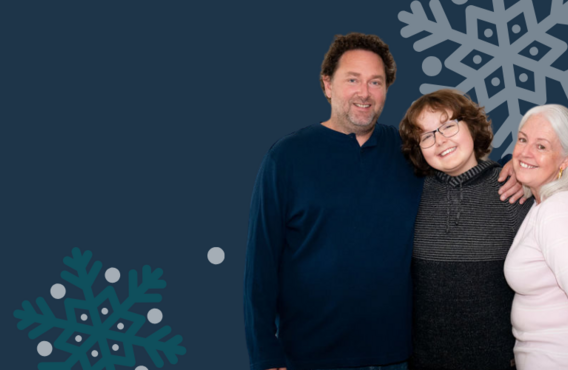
[{"xmin": 517, "ymin": 104, "xmax": 568, "ymax": 201}]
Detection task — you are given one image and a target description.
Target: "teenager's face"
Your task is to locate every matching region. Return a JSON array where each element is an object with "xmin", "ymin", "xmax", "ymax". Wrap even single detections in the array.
[{"xmin": 417, "ymin": 108, "xmax": 478, "ymax": 176}]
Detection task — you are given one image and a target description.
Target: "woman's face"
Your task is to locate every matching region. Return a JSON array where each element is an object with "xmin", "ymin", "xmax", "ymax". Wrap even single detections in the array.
[
  {"xmin": 512, "ymin": 114, "xmax": 568, "ymax": 201},
  {"xmin": 417, "ymin": 108, "xmax": 477, "ymax": 177}
]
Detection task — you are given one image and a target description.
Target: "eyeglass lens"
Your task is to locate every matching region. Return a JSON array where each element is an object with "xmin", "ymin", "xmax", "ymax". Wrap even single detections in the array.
[{"xmin": 420, "ymin": 120, "xmax": 459, "ymax": 148}]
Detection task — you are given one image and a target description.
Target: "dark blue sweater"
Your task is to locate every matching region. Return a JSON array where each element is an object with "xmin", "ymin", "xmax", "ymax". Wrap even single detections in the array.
[{"xmin": 244, "ymin": 123, "xmax": 424, "ymax": 370}]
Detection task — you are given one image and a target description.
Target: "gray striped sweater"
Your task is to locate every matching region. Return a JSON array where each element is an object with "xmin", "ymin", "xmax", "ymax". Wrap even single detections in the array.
[{"xmin": 409, "ymin": 160, "xmax": 533, "ymax": 370}]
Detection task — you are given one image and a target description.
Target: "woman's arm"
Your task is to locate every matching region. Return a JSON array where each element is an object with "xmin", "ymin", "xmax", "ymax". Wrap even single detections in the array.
[{"xmin": 536, "ymin": 193, "xmax": 568, "ymax": 292}]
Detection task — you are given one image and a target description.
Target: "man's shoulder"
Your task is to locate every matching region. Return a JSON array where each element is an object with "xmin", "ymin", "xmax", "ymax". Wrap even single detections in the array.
[
  {"xmin": 374, "ymin": 122, "xmax": 401, "ymax": 142},
  {"xmin": 267, "ymin": 124, "xmax": 322, "ymax": 156},
  {"xmin": 374, "ymin": 122, "xmax": 399, "ymax": 134}
]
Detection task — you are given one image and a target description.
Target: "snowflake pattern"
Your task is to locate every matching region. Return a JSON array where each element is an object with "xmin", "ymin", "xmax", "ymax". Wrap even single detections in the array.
[
  {"xmin": 399, "ymin": 0, "xmax": 568, "ymax": 155},
  {"xmin": 14, "ymin": 248, "xmax": 187, "ymax": 370}
]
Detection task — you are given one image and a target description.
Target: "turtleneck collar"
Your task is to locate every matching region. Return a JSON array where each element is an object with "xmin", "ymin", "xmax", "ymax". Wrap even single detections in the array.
[
  {"xmin": 434, "ymin": 160, "xmax": 499, "ymax": 188},
  {"xmin": 432, "ymin": 159, "xmax": 499, "ymax": 233}
]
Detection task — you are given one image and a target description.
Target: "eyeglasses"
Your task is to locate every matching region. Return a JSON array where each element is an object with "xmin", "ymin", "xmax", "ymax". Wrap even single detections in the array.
[{"xmin": 419, "ymin": 119, "xmax": 461, "ymax": 148}]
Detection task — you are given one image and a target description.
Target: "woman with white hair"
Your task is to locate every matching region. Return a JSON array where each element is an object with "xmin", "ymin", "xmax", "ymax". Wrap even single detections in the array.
[{"xmin": 505, "ymin": 104, "xmax": 568, "ymax": 369}]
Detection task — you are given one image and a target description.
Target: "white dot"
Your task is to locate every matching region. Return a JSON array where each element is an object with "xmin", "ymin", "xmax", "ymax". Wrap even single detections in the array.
[
  {"xmin": 208, "ymin": 247, "xmax": 225, "ymax": 265},
  {"xmin": 530, "ymin": 47, "xmax": 538, "ymax": 56},
  {"xmin": 91, "ymin": 350, "xmax": 98, "ymax": 357},
  {"xmin": 75, "ymin": 335, "xmax": 82, "ymax": 342},
  {"xmin": 452, "ymin": 0, "xmax": 468, "ymax": 4},
  {"xmin": 512, "ymin": 24, "xmax": 521, "ymax": 33},
  {"xmin": 105, "ymin": 268, "xmax": 120, "ymax": 283},
  {"xmin": 37, "ymin": 341, "xmax": 53, "ymax": 357},
  {"xmin": 519, "ymin": 73, "xmax": 528, "ymax": 82},
  {"xmin": 484, "ymin": 28, "xmax": 493, "ymax": 38},
  {"xmin": 491, "ymin": 77, "xmax": 501, "ymax": 86},
  {"xmin": 81, "ymin": 314, "xmax": 88, "ymax": 321},
  {"xmin": 473, "ymin": 55, "xmax": 482, "ymax": 64},
  {"xmin": 112, "ymin": 344, "xmax": 119, "ymax": 351},
  {"xmin": 101, "ymin": 308, "xmax": 108, "ymax": 315},
  {"xmin": 422, "ymin": 56, "xmax": 443, "ymax": 77},
  {"xmin": 147, "ymin": 308, "xmax": 163, "ymax": 324},
  {"xmin": 135, "ymin": 367, "xmax": 149, "ymax": 370},
  {"xmin": 50, "ymin": 284, "xmax": 66, "ymax": 299},
  {"xmin": 117, "ymin": 323, "xmax": 125, "ymax": 330}
]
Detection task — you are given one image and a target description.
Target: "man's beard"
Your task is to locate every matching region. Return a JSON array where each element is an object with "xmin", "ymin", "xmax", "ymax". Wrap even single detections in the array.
[
  {"xmin": 329, "ymin": 97, "xmax": 384, "ymax": 134},
  {"xmin": 344, "ymin": 101, "xmax": 383, "ymax": 129}
]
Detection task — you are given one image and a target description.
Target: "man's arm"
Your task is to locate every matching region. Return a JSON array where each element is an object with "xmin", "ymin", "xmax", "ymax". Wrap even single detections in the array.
[
  {"xmin": 498, "ymin": 157, "xmax": 528, "ymax": 204},
  {"xmin": 244, "ymin": 153, "xmax": 288, "ymax": 370}
]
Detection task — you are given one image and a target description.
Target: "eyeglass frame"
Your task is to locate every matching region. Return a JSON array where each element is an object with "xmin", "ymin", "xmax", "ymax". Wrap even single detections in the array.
[{"xmin": 418, "ymin": 119, "xmax": 461, "ymax": 149}]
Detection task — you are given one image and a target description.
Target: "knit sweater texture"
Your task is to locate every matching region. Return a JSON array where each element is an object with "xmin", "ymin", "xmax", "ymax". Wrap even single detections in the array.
[
  {"xmin": 244, "ymin": 123, "xmax": 424, "ymax": 370},
  {"xmin": 410, "ymin": 160, "xmax": 533, "ymax": 370}
]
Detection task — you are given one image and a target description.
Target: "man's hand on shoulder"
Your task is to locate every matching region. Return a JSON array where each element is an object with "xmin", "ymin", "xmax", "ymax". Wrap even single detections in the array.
[{"xmin": 498, "ymin": 159, "xmax": 528, "ymax": 204}]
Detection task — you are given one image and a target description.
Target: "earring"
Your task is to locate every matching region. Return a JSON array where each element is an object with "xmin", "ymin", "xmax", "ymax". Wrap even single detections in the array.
[{"xmin": 558, "ymin": 168, "xmax": 564, "ymax": 180}]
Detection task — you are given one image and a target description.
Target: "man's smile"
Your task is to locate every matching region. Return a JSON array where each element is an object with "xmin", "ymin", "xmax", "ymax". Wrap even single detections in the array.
[{"xmin": 354, "ymin": 103, "xmax": 370, "ymax": 108}]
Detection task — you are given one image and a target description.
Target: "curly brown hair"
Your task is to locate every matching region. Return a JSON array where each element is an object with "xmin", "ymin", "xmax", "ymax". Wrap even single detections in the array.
[
  {"xmin": 320, "ymin": 33, "xmax": 396, "ymax": 103},
  {"xmin": 399, "ymin": 89, "xmax": 493, "ymax": 176}
]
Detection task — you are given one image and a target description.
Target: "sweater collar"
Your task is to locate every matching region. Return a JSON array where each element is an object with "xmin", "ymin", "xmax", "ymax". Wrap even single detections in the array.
[
  {"xmin": 434, "ymin": 160, "xmax": 499, "ymax": 187},
  {"xmin": 317, "ymin": 123, "xmax": 379, "ymax": 147}
]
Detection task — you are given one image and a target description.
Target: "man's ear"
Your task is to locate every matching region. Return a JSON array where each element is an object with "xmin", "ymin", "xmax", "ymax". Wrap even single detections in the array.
[{"xmin": 322, "ymin": 75, "xmax": 332, "ymax": 99}]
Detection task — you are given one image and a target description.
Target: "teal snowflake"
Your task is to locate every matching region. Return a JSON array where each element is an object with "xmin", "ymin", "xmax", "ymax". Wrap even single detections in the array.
[{"xmin": 14, "ymin": 248, "xmax": 187, "ymax": 370}]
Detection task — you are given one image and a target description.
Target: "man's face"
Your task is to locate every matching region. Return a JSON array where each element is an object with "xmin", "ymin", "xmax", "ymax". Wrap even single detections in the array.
[{"xmin": 323, "ymin": 49, "xmax": 387, "ymax": 133}]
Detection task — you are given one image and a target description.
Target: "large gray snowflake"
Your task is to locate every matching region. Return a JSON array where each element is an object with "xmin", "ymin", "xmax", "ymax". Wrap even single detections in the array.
[{"xmin": 399, "ymin": 0, "xmax": 568, "ymax": 155}]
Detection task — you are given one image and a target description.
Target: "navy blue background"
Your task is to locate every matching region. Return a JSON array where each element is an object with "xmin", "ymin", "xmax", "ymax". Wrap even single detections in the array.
[{"xmin": 3, "ymin": 1, "xmax": 568, "ymax": 369}]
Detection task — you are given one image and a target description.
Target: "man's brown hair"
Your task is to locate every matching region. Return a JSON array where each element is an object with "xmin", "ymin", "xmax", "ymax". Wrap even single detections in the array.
[
  {"xmin": 399, "ymin": 89, "xmax": 493, "ymax": 176},
  {"xmin": 320, "ymin": 33, "xmax": 396, "ymax": 102}
]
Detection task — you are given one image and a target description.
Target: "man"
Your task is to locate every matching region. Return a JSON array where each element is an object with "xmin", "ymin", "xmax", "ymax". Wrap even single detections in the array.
[{"xmin": 244, "ymin": 33, "xmax": 522, "ymax": 370}]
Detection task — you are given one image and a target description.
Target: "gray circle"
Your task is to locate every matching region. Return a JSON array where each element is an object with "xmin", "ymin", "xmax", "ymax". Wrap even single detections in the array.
[
  {"xmin": 530, "ymin": 47, "xmax": 538, "ymax": 56},
  {"xmin": 101, "ymin": 308, "xmax": 108, "ymax": 315},
  {"xmin": 452, "ymin": 0, "xmax": 468, "ymax": 4},
  {"xmin": 208, "ymin": 247, "xmax": 225, "ymax": 265},
  {"xmin": 81, "ymin": 314, "xmax": 88, "ymax": 321},
  {"xmin": 519, "ymin": 73, "xmax": 528, "ymax": 82},
  {"xmin": 491, "ymin": 77, "xmax": 501, "ymax": 86},
  {"xmin": 147, "ymin": 308, "xmax": 163, "ymax": 324},
  {"xmin": 512, "ymin": 24, "xmax": 521, "ymax": 34},
  {"xmin": 117, "ymin": 323, "xmax": 124, "ymax": 330},
  {"xmin": 91, "ymin": 350, "xmax": 98, "ymax": 357},
  {"xmin": 37, "ymin": 341, "xmax": 53, "ymax": 357},
  {"xmin": 422, "ymin": 56, "xmax": 443, "ymax": 77},
  {"xmin": 50, "ymin": 284, "xmax": 66, "ymax": 299},
  {"xmin": 484, "ymin": 28, "xmax": 493, "ymax": 38},
  {"xmin": 135, "ymin": 367, "xmax": 149, "ymax": 370},
  {"xmin": 105, "ymin": 267, "xmax": 120, "ymax": 283},
  {"xmin": 473, "ymin": 55, "xmax": 482, "ymax": 64},
  {"xmin": 75, "ymin": 335, "xmax": 82, "ymax": 342},
  {"xmin": 112, "ymin": 344, "xmax": 119, "ymax": 351}
]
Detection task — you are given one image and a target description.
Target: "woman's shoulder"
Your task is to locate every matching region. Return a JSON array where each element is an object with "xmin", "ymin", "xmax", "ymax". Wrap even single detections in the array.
[
  {"xmin": 546, "ymin": 190, "xmax": 568, "ymax": 200},
  {"xmin": 541, "ymin": 191, "xmax": 568, "ymax": 209},
  {"xmin": 537, "ymin": 191, "xmax": 568, "ymax": 220}
]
